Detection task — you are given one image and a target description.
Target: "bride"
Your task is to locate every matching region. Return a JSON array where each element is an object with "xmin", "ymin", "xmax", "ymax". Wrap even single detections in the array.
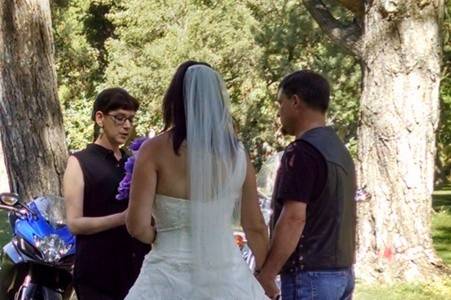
[{"xmin": 124, "ymin": 61, "xmax": 278, "ymax": 299}]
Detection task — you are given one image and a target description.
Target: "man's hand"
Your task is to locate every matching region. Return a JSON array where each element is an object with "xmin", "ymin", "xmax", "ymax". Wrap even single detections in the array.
[{"xmin": 256, "ymin": 272, "xmax": 279, "ymax": 299}]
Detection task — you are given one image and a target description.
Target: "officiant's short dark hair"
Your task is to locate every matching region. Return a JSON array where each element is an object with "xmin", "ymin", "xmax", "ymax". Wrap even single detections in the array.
[
  {"xmin": 279, "ymin": 70, "xmax": 330, "ymax": 113},
  {"xmin": 163, "ymin": 60, "xmax": 212, "ymax": 155},
  {"xmin": 91, "ymin": 87, "xmax": 139, "ymax": 119},
  {"xmin": 91, "ymin": 87, "xmax": 139, "ymax": 140}
]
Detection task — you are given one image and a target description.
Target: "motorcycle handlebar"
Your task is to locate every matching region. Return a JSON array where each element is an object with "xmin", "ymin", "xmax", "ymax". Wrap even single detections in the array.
[{"xmin": 0, "ymin": 204, "xmax": 28, "ymax": 216}]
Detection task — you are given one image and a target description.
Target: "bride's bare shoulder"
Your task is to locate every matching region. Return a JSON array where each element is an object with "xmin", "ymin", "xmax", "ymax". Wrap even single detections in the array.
[{"xmin": 138, "ymin": 132, "xmax": 173, "ymax": 155}]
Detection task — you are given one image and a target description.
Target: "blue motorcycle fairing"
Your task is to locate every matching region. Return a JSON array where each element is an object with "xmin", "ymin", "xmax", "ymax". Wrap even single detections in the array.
[{"xmin": 13, "ymin": 202, "xmax": 75, "ymax": 257}]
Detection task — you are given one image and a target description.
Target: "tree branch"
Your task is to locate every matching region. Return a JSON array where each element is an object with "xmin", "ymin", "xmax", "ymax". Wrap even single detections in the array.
[
  {"xmin": 338, "ymin": 0, "xmax": 364, "ymax": 16},
  {"xmin": 303, "ymin": 0, "xmax": 363, "ymax": 57}
]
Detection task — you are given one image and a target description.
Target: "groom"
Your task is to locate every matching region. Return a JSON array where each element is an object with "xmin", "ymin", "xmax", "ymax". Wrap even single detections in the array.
[{"xmin": 257, "ymin": 70, "xmax": 356, "ymax": 299}]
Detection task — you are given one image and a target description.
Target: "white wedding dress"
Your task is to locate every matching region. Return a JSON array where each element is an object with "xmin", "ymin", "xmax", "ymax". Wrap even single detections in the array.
[
  {"xmin": 125, "ymin": 151, "xmax": 268, "ymax": 300},
  {"xmin": 126, "ymin": 65, "xmax": 269, "ymax": 300}
]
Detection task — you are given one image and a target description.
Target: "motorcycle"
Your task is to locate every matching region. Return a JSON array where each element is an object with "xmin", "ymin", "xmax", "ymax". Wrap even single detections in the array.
[{"xmin": 0, "ymin": 193, "xmax": 76, "ymax": 300}]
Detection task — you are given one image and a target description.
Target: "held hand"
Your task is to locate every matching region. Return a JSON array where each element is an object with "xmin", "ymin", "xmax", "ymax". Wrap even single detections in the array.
[{"xmin": 256, "ymin": 272, "xmax": 279, "ymax": 299}]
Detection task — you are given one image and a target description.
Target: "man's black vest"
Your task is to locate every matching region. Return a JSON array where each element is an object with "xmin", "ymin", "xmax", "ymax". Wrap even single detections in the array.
[{"xmin": 282, "ymin": 126, "xmax": 356, "ymax": 273}]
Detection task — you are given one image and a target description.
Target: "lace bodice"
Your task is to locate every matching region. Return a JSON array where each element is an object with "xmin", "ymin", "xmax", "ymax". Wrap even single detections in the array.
[{"xmin": 153, "ymin": 195, "xmax": 190, "ymax": 232}]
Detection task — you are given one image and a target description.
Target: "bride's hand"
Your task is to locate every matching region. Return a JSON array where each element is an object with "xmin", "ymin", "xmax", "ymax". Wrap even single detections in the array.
[
  {"xmin": 271, "ymin": 294, "xmax": 281, "ymax": 300},
  {"xmin": 256, "ymin": 272, "xmax": 279, "ymax": 299}
]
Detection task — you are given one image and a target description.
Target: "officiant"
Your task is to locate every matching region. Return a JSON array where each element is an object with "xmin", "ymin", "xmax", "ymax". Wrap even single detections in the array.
[{"xmin": 63, "ymin": 88, "xmax": 150, "ymax": 300}]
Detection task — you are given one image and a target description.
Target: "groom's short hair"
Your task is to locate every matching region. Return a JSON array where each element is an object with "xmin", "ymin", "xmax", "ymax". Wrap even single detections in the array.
[{"xmin": 279, "ymin": 70, "xmax": 330, "ymax": 113}]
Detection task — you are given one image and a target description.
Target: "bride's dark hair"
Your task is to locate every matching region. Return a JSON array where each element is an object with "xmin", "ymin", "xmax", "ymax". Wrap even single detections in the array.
[{"xmin": 162, "ymin": 60, "xmax": 211, "ymax": 155}]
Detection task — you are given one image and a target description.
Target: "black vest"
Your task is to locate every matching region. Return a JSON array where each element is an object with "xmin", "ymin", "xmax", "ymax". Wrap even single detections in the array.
[{"xmin": 282, "ymin": 127, "xmax": 356, "ymax": 273}]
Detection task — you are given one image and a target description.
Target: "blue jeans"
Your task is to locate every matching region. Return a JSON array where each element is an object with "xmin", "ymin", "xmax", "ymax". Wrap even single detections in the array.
[{"xmin": 280, "ymin": 268, "xmax": 354, "ymax": 300}]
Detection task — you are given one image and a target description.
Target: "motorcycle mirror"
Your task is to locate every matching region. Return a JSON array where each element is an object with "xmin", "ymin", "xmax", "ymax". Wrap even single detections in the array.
[{"xmin": 0, "ymin": 192, "xmax": 20, "ymax": 206}]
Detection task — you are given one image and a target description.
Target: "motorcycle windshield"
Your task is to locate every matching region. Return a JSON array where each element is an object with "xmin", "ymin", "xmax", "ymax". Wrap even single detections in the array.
[
  {"xmin": 256, "ymin": 151, "xmax": 283, "ymax": 225},
  {"xmin": 32, "ymin": 195, "xmax": 67, "ymax": 227},
  {"xmin": 256, "ymin": 151, "xmax": 283, "ymax": 201}
]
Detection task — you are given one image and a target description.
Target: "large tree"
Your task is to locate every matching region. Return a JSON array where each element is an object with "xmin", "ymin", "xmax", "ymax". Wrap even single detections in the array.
[
  {"xmin": 0, "ymin": 0, "xmax": 68, "ymax": 200},
  {"xmin": 303, "ymin": 0, "xmax": 446, "ymax": 281}
]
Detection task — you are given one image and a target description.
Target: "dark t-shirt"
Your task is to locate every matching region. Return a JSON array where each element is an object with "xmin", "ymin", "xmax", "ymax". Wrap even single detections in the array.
[
  {"xmin": 72, "ymin": 144, "xmax": 150, "ymax": 299},
  {"xmin": 272, "ymin": 139, "xmax": 327, "ymax": 227}
]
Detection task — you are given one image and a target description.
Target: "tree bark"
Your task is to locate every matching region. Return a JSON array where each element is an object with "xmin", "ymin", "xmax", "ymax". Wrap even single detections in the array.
[
  {"xmin": 0, "ymin": 0, "xmax": 68, "ymax": 200},
  {"xmin": 355, "ymin": 0, "xmax": 446, "ymax": 282},
  {"xmin": 338, "ymin": 0, "xmax": 364, "ymax": 16},
  {"xmin": 304, "ymin": 0, "xmax": 447, "ymax": 281}
]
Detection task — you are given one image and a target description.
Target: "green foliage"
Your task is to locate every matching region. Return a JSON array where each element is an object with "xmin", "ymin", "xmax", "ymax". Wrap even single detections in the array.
[
  {"xmin": 247, "ymin": 1, "xmax": 361, "ymax": 157},
  {"xmin": 436, "ymin": 2, "xmax": 451, "ymax": 186},
  {"xmin": 103, "ymin": 0, "xmax": 361, "ymax": 165},
  {"xmin": 104, "ymin": 1, "xmax": 262, "ymax": 137},
  {"xmin": 53, "ymin": 0, "xmax": 360, "ymax": 162},
  {"xmin": 52, "ymin": 0, "xmax": 447, "ymax": 178},
  {"xmin": 52, "ymin": 0, "xmax": 99, "ymax": 150},
  {"xmin": 52, "ymin": 0, "xmax": 117, "ymax": 150}
]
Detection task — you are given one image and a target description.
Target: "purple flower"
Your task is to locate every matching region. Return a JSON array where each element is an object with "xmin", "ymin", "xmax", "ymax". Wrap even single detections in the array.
[
  {"xmin": 129, "ymin": 137, "xmax": 148, "ymax": 152},
  {"xmin": 116, "ymin": 188, "xmax": 129, "ymax": 200},
  {"xmin": 120, "ymin": 174, "xmax": 132, "ymax": 188},
  {"xmin": 124, "ymin": 156, "xmax": 136, "ymax": 173},
  {"xmin": 116, "ymin": 137, "xmax": 148, "ymax": 200},
  {"xmin": 116, "ymin": 173, "xmax": 131, "ymax": 200}
]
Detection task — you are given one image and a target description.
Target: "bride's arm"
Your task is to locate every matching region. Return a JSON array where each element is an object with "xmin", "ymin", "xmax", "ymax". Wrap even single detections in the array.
[
  {"xmin": 241, "ymin": 155, "xmax": 269, "ymax": 270},
  {"xmin": 126, "ymin": 139, "xmax": 157, "ymax": 244}
]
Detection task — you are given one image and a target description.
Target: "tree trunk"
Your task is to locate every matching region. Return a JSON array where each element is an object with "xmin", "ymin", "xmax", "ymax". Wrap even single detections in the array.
[
  {"xmin": 0, "ymin": 0, "xmax": 68, "ymax": 200},
  {"xmin": 304, "ymin": 0, "xmax": 446, "ymax": 281},
  {"xmin": 355, "ymin": 0, "xmax": 445, "ymax": 282}
]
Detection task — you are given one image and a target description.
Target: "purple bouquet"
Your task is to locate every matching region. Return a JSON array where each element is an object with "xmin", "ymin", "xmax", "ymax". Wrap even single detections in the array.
[{"xmin": 116, "ymin": 137, "xmax": 148, "ymax": 200}]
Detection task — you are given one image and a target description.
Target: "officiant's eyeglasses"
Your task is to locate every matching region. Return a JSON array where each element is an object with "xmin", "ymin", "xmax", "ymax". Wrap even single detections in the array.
[{"xmin": 107, "ymin": 114, "xmax": 135, "ymax": 126}]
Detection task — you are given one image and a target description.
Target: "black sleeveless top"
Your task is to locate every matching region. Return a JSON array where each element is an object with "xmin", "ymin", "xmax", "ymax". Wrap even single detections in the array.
[{"xmin": 72, "ymin": 144, "xmax": 150, "ymax": 299}]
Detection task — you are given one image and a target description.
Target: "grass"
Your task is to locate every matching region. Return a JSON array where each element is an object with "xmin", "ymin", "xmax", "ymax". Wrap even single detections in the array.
[
  {"xmin": 432, "ymin": 189, "xmax": 451, "ymax": 266},
  {"xmin": 355, "ymin": 277, "xmax": 451, "ymax": 299},
  {"xmin": 0, "ymin": 188, "xmax": 450, "ymax": 299},
  {"xmin": 0, "ymin": 211, "xmax": 9, "ymax": 249}
]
